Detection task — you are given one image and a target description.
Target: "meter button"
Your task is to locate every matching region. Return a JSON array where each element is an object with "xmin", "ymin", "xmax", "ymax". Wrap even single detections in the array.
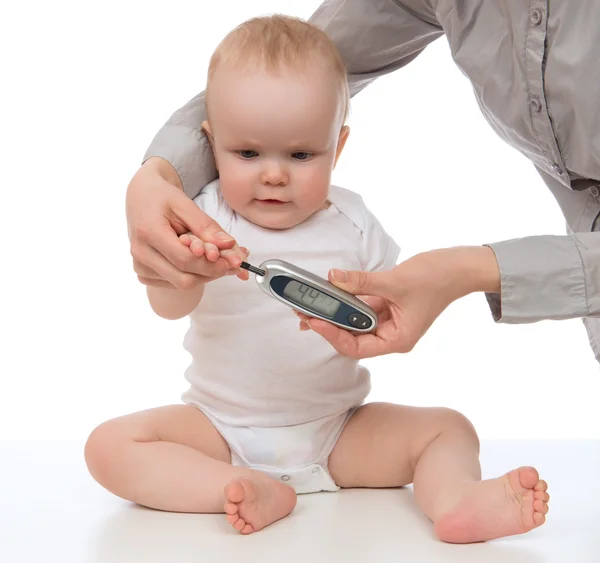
[{"xmin": 347, "ymin": 313, "xmax": 372, "ymax": 329}]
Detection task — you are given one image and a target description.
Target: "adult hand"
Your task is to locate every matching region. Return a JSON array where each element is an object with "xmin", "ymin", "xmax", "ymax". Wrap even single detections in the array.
[
  {"xmin": 297, "ymin": 247, "xmax": 500, "ymax": 359},
  {"xmin": 126, "ymin": 157, "xmax": 249, "ymax": 290}
]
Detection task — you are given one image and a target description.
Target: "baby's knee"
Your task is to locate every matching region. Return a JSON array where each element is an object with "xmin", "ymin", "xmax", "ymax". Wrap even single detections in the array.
[
  {"xmin": 84, "ymin": 419, "xmax": 127, "ymax": 487},
  {"xmin": 436, "ymin": 408, "xmax": 479, "ymax": 446}
]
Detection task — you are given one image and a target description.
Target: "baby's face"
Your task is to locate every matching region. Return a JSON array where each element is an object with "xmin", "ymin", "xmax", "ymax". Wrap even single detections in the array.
[{"xmin": 204, "ymin": 66, "xmax": 348, "ymax": 229}]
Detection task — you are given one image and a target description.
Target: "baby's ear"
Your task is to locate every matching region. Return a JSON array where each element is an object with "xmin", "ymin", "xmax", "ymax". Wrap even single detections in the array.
[
  {"xmin": 202, "ymin": 121, "xmax": 214, "ymax": 144},
  {"xmin": 202, "ymin": 121, "xmax": 218, "ymax": 168},
  {"xmin": 334, "ymin": 126, "xmax": 350, "ymax": 168}
]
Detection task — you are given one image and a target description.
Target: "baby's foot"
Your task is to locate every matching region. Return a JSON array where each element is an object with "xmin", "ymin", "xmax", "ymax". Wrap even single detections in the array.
[
  {"xmin": 224, "ymin": 476, "xmax": 297, "ymax": 534},
  {"xmin": 434, "ymin": 466, "xmax": 549, "ymax": 543}
]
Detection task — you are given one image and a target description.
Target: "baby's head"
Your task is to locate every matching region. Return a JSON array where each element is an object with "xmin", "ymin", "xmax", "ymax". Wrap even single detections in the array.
[{"xmin": 203, "ymin": 15, "xmax": 350, "ymax": 229}]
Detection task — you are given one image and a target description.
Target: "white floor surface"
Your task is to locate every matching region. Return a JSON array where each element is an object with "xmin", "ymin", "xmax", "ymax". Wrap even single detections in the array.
[{"xmin": 1, "ymin": 440, "xmax": 598, "ymax": 563}]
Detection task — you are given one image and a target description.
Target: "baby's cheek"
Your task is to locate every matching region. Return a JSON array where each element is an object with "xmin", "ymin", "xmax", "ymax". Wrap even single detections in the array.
[
  {"xmin": 299, "ymin": 166, "xmax": 331, "ymax": 209},
  {"xmin": 221, "ymin": 176, "xmax": 255, "ymax": 212}
]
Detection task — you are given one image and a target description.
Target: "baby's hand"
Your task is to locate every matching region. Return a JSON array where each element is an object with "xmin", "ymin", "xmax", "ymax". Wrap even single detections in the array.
[
  {"xmin": 179, "ymin": 233, "xmax": 250, "ymax": 280},
  {"xmin": 179, "ymin": 232, "xmax": 217, "ymax": 260}
]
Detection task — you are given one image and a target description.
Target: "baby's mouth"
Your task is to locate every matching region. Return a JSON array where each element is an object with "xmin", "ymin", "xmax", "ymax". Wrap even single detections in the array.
[{"xmin": 257, "ymin": 199, "xmax": 288, "ymax": 205}]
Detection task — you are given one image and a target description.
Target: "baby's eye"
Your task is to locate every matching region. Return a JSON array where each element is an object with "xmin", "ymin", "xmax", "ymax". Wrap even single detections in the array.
[
  {"xmin": 292, "ymin": 152, "xmax": 312, "ymax": 161},
  {"xmin": 238, "ymin": 150, "xmax": 259, "ymax": 159}
]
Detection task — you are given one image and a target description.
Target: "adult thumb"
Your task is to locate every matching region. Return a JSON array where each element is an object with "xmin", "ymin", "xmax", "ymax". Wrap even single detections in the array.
[
  {"xmin": 328, "ymin": 268, "xmax": 390, "ymax": 297},
  {"xmin": 172, "ymin": 189, "xmax": 236, "ymax": 247}
]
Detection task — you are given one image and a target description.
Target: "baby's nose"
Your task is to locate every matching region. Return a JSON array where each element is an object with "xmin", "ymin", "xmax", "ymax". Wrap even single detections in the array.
[{"xmin": 261, "ymin": 162, "xmax": 288, "ymax": 186}]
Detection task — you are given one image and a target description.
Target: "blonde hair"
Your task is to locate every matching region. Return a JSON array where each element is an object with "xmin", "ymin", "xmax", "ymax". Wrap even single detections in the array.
[{"xmin": 206, "ymin": 15, "xmax": 350, "ymax": 124}]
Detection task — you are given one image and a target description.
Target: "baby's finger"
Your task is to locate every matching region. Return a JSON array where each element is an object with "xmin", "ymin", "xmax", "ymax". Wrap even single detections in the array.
[
  {"xmin": 179, "ymin": 233, "xmax": 205, "ymax": 257},
  {"xmin": 220, "ymin": 248, "xmax": 243, "ymax": 268},
  {"xmin": 204, "ymin": 242, "xmax": 220, "ymax": 262},
  {"xmin": 220, "ymin": 245, "xmax": 250, "ymax": 268},
  {"xmin": 236, "ymin": 269, "xmax": 250, "ymax": 281},
  {"xmin": 189, "ymin": 237, "xmax": 205, "ymax": 258}
]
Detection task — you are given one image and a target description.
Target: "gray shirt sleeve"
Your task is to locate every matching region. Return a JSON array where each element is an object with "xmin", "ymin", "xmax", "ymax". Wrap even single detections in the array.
[
  {"xmin": 485, "ymin": 232, "xmax": 600, "ymax": 322},
  {"xmin": 142, "ymin": 91, "xmax": 215, "ymax": 199},
  {"xmin": 142, "ymin": 0, "xmax": 443, "ymax": 198},
  {"xmin": 485, "ymin": 167, "xmax": 600, "ymax": 322},
  {"xmin": 310, "ymin": 0, "xmax": 443, "ymax": 97}
]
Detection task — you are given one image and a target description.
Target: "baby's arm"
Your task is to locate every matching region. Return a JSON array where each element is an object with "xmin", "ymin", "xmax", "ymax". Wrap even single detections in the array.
[{"xmin": 147, "ymin": 283, "xmax": 205, "ymax": 320}]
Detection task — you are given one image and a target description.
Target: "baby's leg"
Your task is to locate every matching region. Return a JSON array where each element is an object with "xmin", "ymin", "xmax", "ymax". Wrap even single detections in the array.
[
  {"xmin": 328, "ymin": 403, "xmax": 549, "ymax": 543},
  {"xmin": 85, "ymin": 405, "xmax": 296, "ymax": 533}
]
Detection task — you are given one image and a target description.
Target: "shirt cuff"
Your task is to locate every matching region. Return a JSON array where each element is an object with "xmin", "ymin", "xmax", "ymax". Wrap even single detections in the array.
[
  {"xmin": 142, "ymin": 124, "xmax": 217, "ymax": 199},
  {"xmin": 484, "ymin": 235, "xmax": 588, "ymax": 323}
]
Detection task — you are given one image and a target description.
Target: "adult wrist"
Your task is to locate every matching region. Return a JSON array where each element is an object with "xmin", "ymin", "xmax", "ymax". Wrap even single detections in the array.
[
  {"xmin": 142, "ymin": 156, "xmax": 183, "ymax": 190},
  {"xmin": 450, "ymin": 245, "xmax": 501, "ymax": 296}
]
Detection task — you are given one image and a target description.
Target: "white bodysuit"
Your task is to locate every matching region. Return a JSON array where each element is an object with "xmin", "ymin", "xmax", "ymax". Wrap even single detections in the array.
[{"xmin": 182, "ymin": 180, "xmax": 400, "ymax": 493}]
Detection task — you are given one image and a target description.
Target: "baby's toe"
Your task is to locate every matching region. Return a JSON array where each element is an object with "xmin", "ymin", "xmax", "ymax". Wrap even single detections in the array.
[
  {"xmin": 518, "ymin": 467, "xmax": 540, "ymax": 489},
  {"xmin": 534, "ymin": 479, "xmax": 548, "ymax": 492},
  {"xmin": 224, "ymin": 502, "xmax": 238, "ymax": 515},
  {"xmin": 233, "ymin": 517, "xmax": 247, "ymax": 532},
  {"xmin": 533, "ymin": 499, "xmax": 549, "ymax": 515},
  {"xmin": 224, "ymin": 481, "xmax": 246, "ymax": 504}
]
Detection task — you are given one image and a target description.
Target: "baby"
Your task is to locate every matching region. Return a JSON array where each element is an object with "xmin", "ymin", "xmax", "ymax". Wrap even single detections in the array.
[{"xmin": 85, "ymin": 15, "xmax": 549, "ymax": 542}]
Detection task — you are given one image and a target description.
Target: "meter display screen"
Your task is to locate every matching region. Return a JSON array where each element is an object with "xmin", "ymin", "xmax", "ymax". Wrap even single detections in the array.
[{"xmin": 283, "ymin": 280, "xmax": 341, "ymax": 318}]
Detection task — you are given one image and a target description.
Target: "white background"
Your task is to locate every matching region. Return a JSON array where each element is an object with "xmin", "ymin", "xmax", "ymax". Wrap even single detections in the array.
[{"xmin": 2, "ymin": 0, "xmax": 598, "ymax": 441}]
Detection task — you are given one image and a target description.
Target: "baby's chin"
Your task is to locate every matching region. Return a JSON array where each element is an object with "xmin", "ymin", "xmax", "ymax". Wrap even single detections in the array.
[
  {"xmin": 245, "ymin": 213, "xmax": 304, "ymax": 230},
  {"xmin": 237, "ymin": 207, "xmax": 315, "ymax": 230}
]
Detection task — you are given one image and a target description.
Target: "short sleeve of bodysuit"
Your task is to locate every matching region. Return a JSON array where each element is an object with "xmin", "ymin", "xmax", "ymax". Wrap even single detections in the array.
[
  {"xmin": 191, "ymin": 179, "xmax": 235, "ymax": 231},
  {"xmin": 328, "ymin": 185, "xmax": 401, "ymax": 273}
]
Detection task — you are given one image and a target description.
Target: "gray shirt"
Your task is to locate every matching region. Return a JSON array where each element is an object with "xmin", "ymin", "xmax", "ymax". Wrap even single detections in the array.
[{"xmin": 143, "ymin": 0, "xmax": 600, "ymax": 362}]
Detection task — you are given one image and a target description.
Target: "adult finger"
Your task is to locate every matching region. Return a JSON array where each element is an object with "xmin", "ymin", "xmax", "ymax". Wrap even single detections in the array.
[
  {"xmin": 170, "ymin": 191, "xmax": 238, "ymax": 250},
  {"xmin": 137, "ymin": 276, "xmax": 174, "ymax": 288},
  {"xmin": 133, "ymin": 259, "xmax": 163, "ymax": 280},
  {"xmin": 327, "ymin": 268, "xmax": 393, "ymax": 297},
  {"xmin": 356, "ymin": 295, "xmax": 387, "ymax": 312},
  {"xmin": 304, "ymin": 318, "xmax": 389, "ymax": 359},
  {"xmin": 132, "ymin": 241, "xmax": 216, "ymax": 290},
  {"xmin": 133, "ymin": 218, "xmax": 210, "ymax": 274},
  {"xmin": 145, "ymin": 221, "xmax": 232, "ymax": 277}
]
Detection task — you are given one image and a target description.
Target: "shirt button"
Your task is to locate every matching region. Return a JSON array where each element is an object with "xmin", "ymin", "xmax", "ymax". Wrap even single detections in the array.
[
  {"xmin": 591, "ymin": 186, "xmax": 600, "ymax": 197},
  {"xmin": 530, "ymin": 9, "xmax": 543, "ymax": 26},
  {"xmin": 552, "ymin": 163, "xmax": 564, "ymax": 176},
  {"xmin": 281, "ymin": 475, "xmax": 290, "ymax": 482},
  {"xmin": 530, "ymin": 97, "xmax": 542, "ymax": 113}
]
